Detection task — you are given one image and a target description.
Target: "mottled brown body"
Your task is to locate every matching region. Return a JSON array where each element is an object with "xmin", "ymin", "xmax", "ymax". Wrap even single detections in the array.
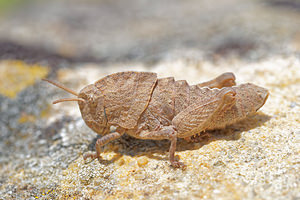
[{"xmin": 43, "ymin": 71, "xmax": 269, "ymax": 168}]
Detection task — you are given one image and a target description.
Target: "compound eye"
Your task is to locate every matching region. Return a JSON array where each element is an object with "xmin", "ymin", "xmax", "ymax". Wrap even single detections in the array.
[
  {"xmin": 88, "ymin": 94, "xmax": 99, "ymax": 109},
  {"xmin": 88, "ymin": 94, "xmax": 94, "ymax": 101}
]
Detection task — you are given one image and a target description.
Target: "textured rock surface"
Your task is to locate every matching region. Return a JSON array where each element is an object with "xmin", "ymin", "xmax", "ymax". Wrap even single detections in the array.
[{"xmin": 0, "ymin": 0, "xmax": 299, "ymax": 199}]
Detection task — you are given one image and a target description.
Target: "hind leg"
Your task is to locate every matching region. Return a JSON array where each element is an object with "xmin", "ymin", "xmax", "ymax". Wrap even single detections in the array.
[
  {"xmin": 173, "ymin": 87, "xmax": 237, "ymax": 142},
  {"xmin": 197, "ymin": 72, "xmax": 236, "ymax": 89}
]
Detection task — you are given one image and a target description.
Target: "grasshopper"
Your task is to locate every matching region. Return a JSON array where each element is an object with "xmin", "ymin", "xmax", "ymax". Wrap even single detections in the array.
[{"xmin": 43, "ymin": 72, "xmax": 268, "ymax": 167}]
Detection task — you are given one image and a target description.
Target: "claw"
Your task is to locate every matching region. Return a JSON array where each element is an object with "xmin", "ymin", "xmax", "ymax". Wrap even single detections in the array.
[
  {"xmin": 83, "ymin": 152, "xmax": 98, "ymax": 161},
  {"xmin": 171, "ymin": 161, "xmax": 186, "ymax": 168},
  {"xmin": 185, "ymin": 132, "xmax": 211, "ymax": 143}
]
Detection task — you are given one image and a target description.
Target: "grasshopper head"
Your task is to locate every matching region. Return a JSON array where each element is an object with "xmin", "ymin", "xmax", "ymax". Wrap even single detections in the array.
[
  {"xmin": 253, "ymin": 85, "xmax": 269, "ymax": 111},
  {"xmin": 236, "ymin": 83, "xmax": 269, "ymax": 115},
  {"xmin": 78, "ymin": 84, "xmax": 110, "ymax": 135},
  {"xmin": 43, "ymin": 79, "xmax": 110, "ymax": 135}
]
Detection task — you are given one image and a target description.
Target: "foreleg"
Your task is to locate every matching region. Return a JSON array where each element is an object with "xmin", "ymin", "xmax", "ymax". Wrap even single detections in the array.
[{"xmin": 83, "ymin": 131, "xmax": 123, "ymax": 161}]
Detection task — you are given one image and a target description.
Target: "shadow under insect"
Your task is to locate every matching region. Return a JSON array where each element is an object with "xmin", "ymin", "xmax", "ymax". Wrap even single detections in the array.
[{"xmin": 86, "ymin": 112, "xmax": 271, "ymax": 165}]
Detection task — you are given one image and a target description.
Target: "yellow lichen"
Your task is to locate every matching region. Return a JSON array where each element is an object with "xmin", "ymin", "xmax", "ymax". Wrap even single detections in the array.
[
  {"xmin": 40, "ymin": 105, "xmax": 52, "ymax": 118},
  {"xmin": 18, "ymin": 113, "xmax": 37, "ymax": 123},
  {"xmin": 0, "ymin": 60, "xmax": 49, "ymax": 98}
]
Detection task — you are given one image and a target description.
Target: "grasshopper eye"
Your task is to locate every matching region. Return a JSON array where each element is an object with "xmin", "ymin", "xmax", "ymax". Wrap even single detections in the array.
[
  {"xmin": 261, "ymin": 91, "xmax": 269, "ymax": 102},
  {"xmin": 256, "ymin": 91, "xmax": 269, "ymax": 111}
]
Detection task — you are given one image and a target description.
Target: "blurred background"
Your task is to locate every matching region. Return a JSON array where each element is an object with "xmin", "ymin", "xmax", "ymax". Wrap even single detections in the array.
[
  {"xmin": 1, "ymin": 0, "xmax": 300, "ymax": 66},
  {"xmin": 0, "ymin": 0, "xmax": 299, "ymax": 199}
]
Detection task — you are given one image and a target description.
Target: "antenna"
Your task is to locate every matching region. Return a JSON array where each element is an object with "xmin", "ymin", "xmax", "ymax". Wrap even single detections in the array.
[
  {"xmin": 43, "ymin": 78, "xmax": 85, "ymax": 104},
  {"xmin": 53, "ymin": 98, "xmax": 85, "ymax": 104},
  {"xmin": 42, "ymin": 79, "xmax": 79, "ymax": 96}
]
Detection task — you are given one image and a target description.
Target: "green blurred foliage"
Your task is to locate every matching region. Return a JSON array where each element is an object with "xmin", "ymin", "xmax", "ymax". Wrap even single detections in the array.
[{"xmin": 0, "ymin": 0, "xmax": 26, "ymax": 13}]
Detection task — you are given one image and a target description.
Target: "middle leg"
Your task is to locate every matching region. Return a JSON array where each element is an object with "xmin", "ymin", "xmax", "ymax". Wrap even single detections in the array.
[{"xmin": 137, "ymin": 126, "xmax": 185, "ymax": 168}]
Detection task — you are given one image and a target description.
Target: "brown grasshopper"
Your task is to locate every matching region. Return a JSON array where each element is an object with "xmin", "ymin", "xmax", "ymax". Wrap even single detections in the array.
[{"xmin": 43, "ymin": 72, "xmax": 268, "ymax": 168}]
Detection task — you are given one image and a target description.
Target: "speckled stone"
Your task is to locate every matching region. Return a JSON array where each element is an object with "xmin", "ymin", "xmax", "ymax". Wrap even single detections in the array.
[{"xmin": 1, "ymin": 55, "xmax": 299, "ymax": 199}]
